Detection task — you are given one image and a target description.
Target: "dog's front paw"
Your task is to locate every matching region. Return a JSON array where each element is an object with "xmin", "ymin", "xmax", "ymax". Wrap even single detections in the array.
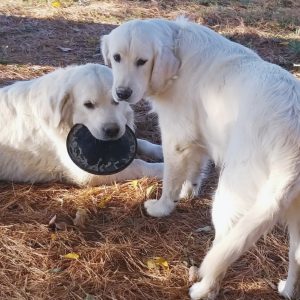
[
  {"xmin": 278, "ymin": 279, "xmax": 294, "ymax": 299},
  {"xmin": 144, "ymin": 199, "xmax": 175, "ymax": 217},
  {"xmin": 189, "ymin": 280, "xmax": 219, "ymax": 300}
]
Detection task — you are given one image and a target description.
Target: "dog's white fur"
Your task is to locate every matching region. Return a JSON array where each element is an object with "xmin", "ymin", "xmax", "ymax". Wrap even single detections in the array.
[
  {"xmin": 102, "ymin": 18, "xmax": 300, "ymax": 299},
  {"xmin": 0, "ymin": 63, "xmax": 163, "ymax": 185}
]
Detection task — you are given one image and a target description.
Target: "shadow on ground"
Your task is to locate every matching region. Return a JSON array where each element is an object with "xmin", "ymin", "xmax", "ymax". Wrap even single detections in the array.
[{"xmin": 0, "ymin": 14, "xmax": 114, "ymax": 68}]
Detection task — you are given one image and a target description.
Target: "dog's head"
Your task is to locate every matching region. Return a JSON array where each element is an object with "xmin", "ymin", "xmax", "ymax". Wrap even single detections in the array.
[
  {"xmin": 37, "ymin": 64, "xmax": 133, "ymax": 140},
  {"xmin": 101, "ymin": 19, "xmax": 181, "ymax": 104}
]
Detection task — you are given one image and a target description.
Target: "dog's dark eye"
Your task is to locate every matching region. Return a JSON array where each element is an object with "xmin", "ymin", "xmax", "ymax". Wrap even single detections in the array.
[
  {"xmin": 136, "ymin": 59, "xmax": 147, "ymax": 66},
  {"xmin": 113, "ymin": 54, "xmax": 121, "ymax": 63},
  {"xmin": 84, "ymin": 101, "xmax": 95, "ymax": 109}
]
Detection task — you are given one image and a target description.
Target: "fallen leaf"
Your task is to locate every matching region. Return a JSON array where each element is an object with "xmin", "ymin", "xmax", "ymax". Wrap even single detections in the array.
[
  {"xmin": 31, "ymin": 65, "xmax": 43, "ymax": 70},
  {"xmin": 146, "ymin": 257, "xmax": 169, "ymax": 270},
  {"xmin": 195, "ymin": 225, "xmax": 212, "ymax": 233},
  {"xmin": 146, "ymin": 259, "xmax": 156, "ymax": 269},
  {"xmin": 51, "ymin": 233, "xmax": 57, "ymax": 241},
  {"xmin": 57, "ymin": 198, "xmax": 64, "ymax": 206},
  {"xmin": 49, "ymin": 267, "xmax": 62, "ymax": 273},
  {"xmin": 189, "ymin": 266, "xmax": 199, "ymax": 282},
  {"xmin": 146, "ymin": 185, "xmax": 156, "ymax": 197},
  {"xmin": 55, "ymin": 222, "xmax": 67, "ymax": 231},
  {"xmin": 57, "ymin": 46, "xmax": 73, "ymax": 52},
  {"xmin": 78, "ymin": 0, "xmax": 91, "ymax": 5},
  {"xmin": 49, "ymin": 215, "xmax": 57, "ymax": 225},
  {"xmin": 84, "ymin": 294, "xmax": 96, "ymax": 300},
  {"xmin": 131, "ymin": 180, "xmax": 139, "ymax": 190},
  {"xmin": 49, "ymin": 215, "xmax": 67, "ymax": 231},
  {"xmin": 63, "ymin": 252, "xmax": 80, "ymax": 260},
  {"xmin": 98, "ymin": 195, "xmax": 112, "ymax": 208},
  {"xmin": 73, "ymin": 208, "xmax": 88, "ymax": 227},
  {"xmin": 51, "ymin": 0, "xmax": 61, "ymax": 8}
]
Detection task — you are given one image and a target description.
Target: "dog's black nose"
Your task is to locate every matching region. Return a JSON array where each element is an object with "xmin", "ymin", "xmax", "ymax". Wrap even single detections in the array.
[
  {"xmin": 102, "ymin": 123, "xmax": 120, "ymax": 139},
  {"xmin": 116, "ymin": 87, "xmax": 132, "ymax": 100}
]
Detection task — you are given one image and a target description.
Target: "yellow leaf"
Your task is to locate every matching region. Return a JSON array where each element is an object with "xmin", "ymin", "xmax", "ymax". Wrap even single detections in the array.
[
  {"xmin": 63, "ymin": 252, "xmax": 79, "ymax": 260},
  {"xmin": 51, "ymin": 0, "xmax": 61, "ymax": 8},
  {"xmin": 146, "ymin": 257, "xmax": 169, "ymax": 270},
  {"xmin": 146, "ymin": 185, "xmax": 156, "ymax": 197},
  {"xmin": 155, "ymin": 257, "xmax": 169, "ymax": 269},
  {"xmin": 51, "ymin": 233, "xmax": 57, "ymax": 241},
  {"xmin": 98, "ymin": 195, "xmax": 111, "ymax": 208},
  {"xmin": 131, "ymin": 180, "xmax": 139, "ymax": 190},
  {"xmin": 146, "ymin": 259, "xmax": 157, "ymax": 269}
]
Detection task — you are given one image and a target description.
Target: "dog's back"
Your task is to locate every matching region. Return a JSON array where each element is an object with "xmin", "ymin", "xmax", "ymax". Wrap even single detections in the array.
[{"xmin": 0, "ymin": 75, "xmax": 65, "ymax": 182}]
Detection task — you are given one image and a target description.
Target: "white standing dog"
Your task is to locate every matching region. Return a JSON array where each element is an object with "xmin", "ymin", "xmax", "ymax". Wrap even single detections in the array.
[
  {"xmin": 101, "ymin": 18, "xmax": 300, "ymax": 299},
  {"xmin": 0, "ymin": 63, "xmax": 163, "ymax": 185}
]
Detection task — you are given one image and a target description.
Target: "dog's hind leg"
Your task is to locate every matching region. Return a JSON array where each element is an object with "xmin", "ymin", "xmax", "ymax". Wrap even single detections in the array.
[
  {"xmin": 278, "ymin": 198, "xmax": 300, "ymax": 299},
  {"xmin": 211, "ymin": 183, "xmax": 246, "ymax": 246},
  {"xmin": 190, "ymin": 169, "xmax": 298, "ymax": 300},
  {"xmin": 210, "ymin": 162, "xmax": 259, "ymax": 246}
]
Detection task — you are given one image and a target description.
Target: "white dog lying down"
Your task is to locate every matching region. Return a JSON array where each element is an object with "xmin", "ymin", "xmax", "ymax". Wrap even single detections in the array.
[
  {"xmin": 0, "ymin": 64, "xmax": 163, "ymax": 185},
  {"xmin": 102, "ymin": 18, "xmax": 300, "ymax": 299}
]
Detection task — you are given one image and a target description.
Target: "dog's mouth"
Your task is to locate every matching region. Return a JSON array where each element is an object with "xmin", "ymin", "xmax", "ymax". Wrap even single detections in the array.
[
  {"xmin": 86, "ymin": 127, "xmax": 125, "ymax": 142},
  {"xmin": 97, "ymin": 134, "xmax": 124, "ymax": 142}
]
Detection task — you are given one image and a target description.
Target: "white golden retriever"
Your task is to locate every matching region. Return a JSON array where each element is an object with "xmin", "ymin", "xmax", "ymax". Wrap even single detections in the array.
[
  {"xmin": 0, "ymin": 63, "xmax": 163, "ymax": 185},
  {"xmin": 102, "ymin": 18, "xmax": 300, "ymax": 299}
]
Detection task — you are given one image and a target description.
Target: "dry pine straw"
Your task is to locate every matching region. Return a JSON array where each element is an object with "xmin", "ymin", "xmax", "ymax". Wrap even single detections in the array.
[
  {"xmin": 0, "ymin": 0, "xmax": 299, "ymax": 299},
  {"xmin": 0, "ymin": 174, "xmax": 290, "ymax": 300}
]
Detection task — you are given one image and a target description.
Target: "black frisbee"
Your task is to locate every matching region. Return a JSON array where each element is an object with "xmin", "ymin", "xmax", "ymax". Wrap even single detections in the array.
[{"xmin": 67, "ymin": 124, "xmax": 137, "ymax": 175}]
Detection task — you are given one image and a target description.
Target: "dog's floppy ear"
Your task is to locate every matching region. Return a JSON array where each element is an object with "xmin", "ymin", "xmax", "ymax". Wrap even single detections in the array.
[
  {"xmin": 31, "ymin": 68, "xmax": 74, "ymax": 128},
  {"xmin": 150, "ymin": 46, "xmax": 180, "ymax": 93},
  {"xmin": 101, "ymin": 35, "xmax": 111, "ymax": 66},
  {"xmin": 51, "ymin": 92, "xmax": 72, "ymax": 128},
  {"xmin": 37, "ymin": 87, "xmax": 72, "ymax": 128}
]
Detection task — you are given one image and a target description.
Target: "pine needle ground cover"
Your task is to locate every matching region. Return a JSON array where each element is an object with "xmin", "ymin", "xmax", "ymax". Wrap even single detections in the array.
[{"xmin": 0, "ymin": 1, "xmax": 299, "ymax": 299}]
